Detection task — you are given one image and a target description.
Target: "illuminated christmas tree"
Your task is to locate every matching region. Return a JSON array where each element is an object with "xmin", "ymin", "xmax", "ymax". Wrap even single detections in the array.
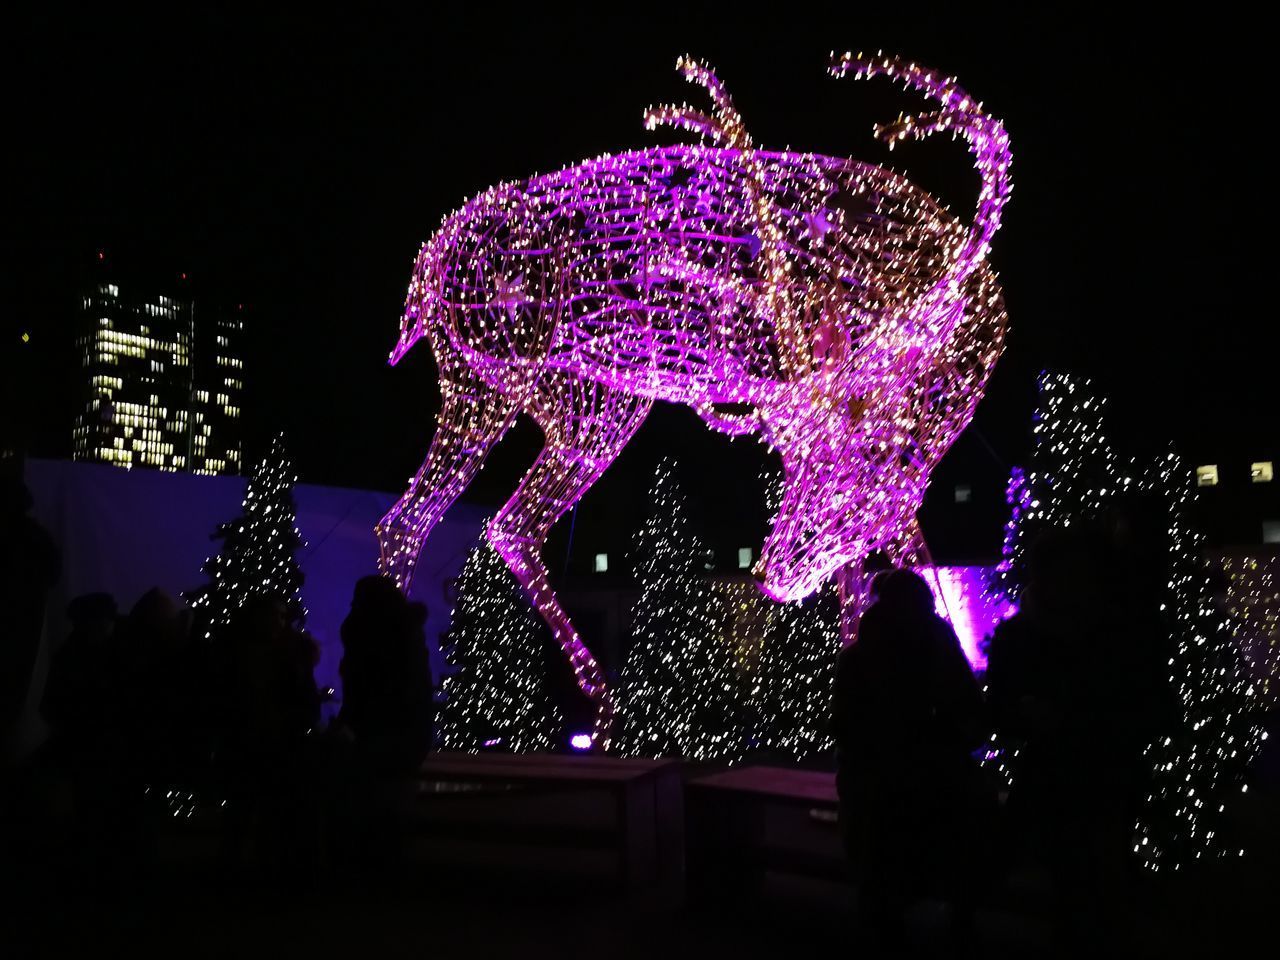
[
  {"xmin": 437, "ymin": 537, "xmax": 562, "ymax": 753},
  {"xmin": 188, "ymin": 433, "xmax": 305, "ymax": 640},
  {"xmin": 616, "ymin": 459, "xmax": 743, "ymax": 761}
]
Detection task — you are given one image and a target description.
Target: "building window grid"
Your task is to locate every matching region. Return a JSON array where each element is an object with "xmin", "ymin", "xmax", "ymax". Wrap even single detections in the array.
[{"xmin": 75, "ymin": 284, "xmax": 243, "ymax": 475}]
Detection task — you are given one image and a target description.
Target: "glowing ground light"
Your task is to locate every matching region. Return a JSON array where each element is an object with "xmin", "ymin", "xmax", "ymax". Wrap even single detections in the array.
[
  {"xmin": 568, "ymin": 733, "xmax": 594, "ymax": 752},
  {"xmin": 377, "ymin": 52, "xmax": 1012, "ymax": 746}
]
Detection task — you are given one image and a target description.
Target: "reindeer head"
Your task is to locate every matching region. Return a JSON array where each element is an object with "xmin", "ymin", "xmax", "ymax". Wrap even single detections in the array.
[{"xmin": 646, "ymin": 54, "xmax": 1010, "ymax": 602}]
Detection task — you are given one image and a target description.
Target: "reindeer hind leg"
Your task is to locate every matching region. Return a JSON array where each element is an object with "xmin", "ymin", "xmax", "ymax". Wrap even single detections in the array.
[{"xmin": 377, "ymin": 361, "xmax": 515, "ymax": 590}]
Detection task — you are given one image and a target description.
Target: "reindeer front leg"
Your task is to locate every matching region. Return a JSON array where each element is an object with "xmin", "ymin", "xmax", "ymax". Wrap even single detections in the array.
[{"xmin": 487, "ymin": 375, "xmax": 651, "ymax": 750}]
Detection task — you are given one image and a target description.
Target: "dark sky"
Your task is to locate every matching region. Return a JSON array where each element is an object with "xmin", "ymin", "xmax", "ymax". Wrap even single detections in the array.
[{"xmin": 9, "ymin": 9, "xmax": 1272, "ymax": 566}]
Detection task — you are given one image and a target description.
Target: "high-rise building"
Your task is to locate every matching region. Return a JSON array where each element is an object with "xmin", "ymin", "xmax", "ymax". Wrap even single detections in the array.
[{"xmin": 73, "ymin": 276, "xmax": 244, "ymax": 474}]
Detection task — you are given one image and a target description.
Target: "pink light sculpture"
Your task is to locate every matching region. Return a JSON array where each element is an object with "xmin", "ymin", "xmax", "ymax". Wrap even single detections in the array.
[{"xmin": 377, "ymin": 52, "xmax": 1012, "ymax": 747}]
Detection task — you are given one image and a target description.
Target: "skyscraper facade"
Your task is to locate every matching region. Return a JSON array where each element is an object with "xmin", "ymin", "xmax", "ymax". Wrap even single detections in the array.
[{"xmin": 73, "ymin": 277, "xmax": 244, "ymax": 474}]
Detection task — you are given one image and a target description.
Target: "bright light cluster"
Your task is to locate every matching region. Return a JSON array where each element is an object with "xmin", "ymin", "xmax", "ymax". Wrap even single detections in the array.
[{"xmin": 377, "ymin": 52, "xmax": 1011, "ymax": 743}]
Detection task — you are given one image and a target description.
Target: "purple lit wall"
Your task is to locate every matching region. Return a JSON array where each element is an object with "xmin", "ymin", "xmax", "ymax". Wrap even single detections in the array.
[{"xmin": 14, "ymin": 458, "xmax": 485, "ymax": 754}]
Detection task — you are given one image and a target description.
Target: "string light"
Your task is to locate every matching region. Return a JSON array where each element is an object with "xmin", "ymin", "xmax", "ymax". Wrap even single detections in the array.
[{"xmin": 377, "ymin": 52, "xmax": 1011, "ymax": 744}]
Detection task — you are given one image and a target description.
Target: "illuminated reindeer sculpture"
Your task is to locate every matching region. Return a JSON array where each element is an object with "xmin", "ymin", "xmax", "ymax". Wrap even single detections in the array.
[{"xmin": 378, "ymin": 52, "xmax": 1011, "ymax": 746}]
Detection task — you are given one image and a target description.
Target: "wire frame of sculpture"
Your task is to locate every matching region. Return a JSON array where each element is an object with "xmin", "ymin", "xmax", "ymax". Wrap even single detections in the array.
[{"xmin": 377, "ymin": 51, "xmax": 1012, "ymax": 747}]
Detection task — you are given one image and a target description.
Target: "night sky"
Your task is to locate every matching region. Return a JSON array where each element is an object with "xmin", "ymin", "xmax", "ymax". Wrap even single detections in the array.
[{"xmin": 9, "ymin": 9, "xmax": 1271, "ymax": 566}]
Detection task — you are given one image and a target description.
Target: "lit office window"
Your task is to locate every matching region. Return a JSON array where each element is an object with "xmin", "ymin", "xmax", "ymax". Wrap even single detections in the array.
[
  {"xmin": 593, "ymin": 553, "xmax": 609, "ymax": 573},
  {"xmin": 737, "ymin": 547, "xmax": 753, "ymax": 569},
  {"xmin": 954, "ymin": 484, "xmax": 972, "ymax": 503},
  {"xmin": 1195, "ymin": 465, "xmax": 1219, "ymax": 487},
  {"xmin": 1252, "ymin": 462, "xmax": 1274, "ymax": 483}
]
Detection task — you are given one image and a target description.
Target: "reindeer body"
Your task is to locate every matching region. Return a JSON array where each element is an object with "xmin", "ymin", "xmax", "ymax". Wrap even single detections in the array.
[
  {"xmin": 378, "ymin": 54, "xmax": 1012, "ymax": 746},
  {"xmin": 397, "ymin": 147, "xmax": 963, "ymax": 397}
]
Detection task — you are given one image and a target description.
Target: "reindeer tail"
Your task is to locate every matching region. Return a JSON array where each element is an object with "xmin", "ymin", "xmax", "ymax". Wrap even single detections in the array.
[{"xmin": 829, "ymin": 51, "xmax": 1012, "ymax": 288}]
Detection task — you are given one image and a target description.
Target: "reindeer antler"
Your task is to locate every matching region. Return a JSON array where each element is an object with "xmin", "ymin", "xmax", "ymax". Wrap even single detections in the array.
[{"xmin": 644, "ymin": 56, "xmax": 753, "ymax": 149}]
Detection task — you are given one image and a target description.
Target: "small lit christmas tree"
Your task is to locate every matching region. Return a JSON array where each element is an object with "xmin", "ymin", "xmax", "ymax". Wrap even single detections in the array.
[
  {"xmin": 437, "ymin": 537, "xmax": 562, "ymax": 753},
  {"xmin": 616, "ymin": 458, "xmax": 743, "ymax": 761},
  {"xmin": 188, "ymin": 433, "xmax": 305, "ymax": 639}
]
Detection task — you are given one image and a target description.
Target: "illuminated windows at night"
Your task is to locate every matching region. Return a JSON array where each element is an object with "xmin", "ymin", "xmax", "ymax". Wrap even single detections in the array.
[
  {"xmin": 737, "ymin": 547, "xmax": 753, "ymax": 569},
  {"xmin": 1196, "ymin": 465, "xmax": 1219, "ymax": 487},
  {"xmin": 954, "ymin": 484, "xmax": 972, "ymax": 503},
  {"xmin": 1195, "ymin": 462, "xmax": 1274, "ymax": 485},
  {"xmin": 74, "ymin": 276, "xmax": 244, "ymax": 475},
  {"xmin": 593, "ymin": 553, "xmax": 609, "ymax": 573}
]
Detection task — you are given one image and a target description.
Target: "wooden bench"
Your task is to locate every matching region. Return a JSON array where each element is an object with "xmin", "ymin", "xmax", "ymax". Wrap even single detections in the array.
[
  {"xmin": 409, "ymin": 752, "xmax": 684, "ymax": 896},
  {"xmin": 686, "ymin": 765, "xmax": 846, "ymax": 901}
]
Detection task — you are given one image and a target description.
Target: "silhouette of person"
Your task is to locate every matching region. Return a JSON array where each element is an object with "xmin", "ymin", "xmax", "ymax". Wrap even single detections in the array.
[
  {"xmin": 337, "ymin": 576, "xmax": 434, "ymax": 772},
  {"xmin": 1, "ymin": 468, "xmax": 60, "ymax": 745},
  {"xmin": 40, "ymin": 593, "xmax": 122, "ymax": 881},
  {"xmin": 115, "ymin": 589, "xmax": 199, "ymax": 789},
  {"xmin": 986, "ymin": 522, "xmax": 1172, "ymax": 948},
  {"xmin": 213, "ymin": 594, "xmax": 320, "ymax": 879},
  {"xmin": 41, "ymin": 593, "xmax": 119, "ymax": 755},
  {"xmin": 833, "ymin": 568, "xmax": 991, "ymax": 950},
  {"xmin": 329, "ymin": 576, "xmax": 434, "ymax": 873}
]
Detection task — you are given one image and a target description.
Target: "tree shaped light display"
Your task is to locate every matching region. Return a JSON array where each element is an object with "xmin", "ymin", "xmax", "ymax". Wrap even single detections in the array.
[
  {"xmin": 376, "ymin": 52, "xmax": 1012, "ymax": 745},
  {"xmin": 437, "ymin": 538, "xmax": 562, "ymax": 753},
  {"xmin": 615, "ymin": 459, "xmax": 744, "ymax": 761},
  {"xmin": 188, "ymin": 434, "xmax": 305, "ymax": 640}
]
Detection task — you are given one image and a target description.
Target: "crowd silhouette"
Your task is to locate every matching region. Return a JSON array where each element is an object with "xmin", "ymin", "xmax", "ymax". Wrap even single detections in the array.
[
  {"xmin": 0, "ymin": 470, "xmax": 438, "ymax": 898},
  {"xmin": 833, "ymin": 497, "xmax": 1182, "ymax": 953},
  {"xmin": 23, "ymin": 576, "xmax": 435, "ymax": 891},
  {"xmin": 0, "ymin": 469, "xmax": 1250, "ymax": 954}
]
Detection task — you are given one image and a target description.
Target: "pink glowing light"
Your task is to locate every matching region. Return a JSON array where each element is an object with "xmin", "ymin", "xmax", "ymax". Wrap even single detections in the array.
[
  {"xmin": 925, "ymin": 565, "xmax": 1016, "ymax": 671},
  {"xmin": 377, "ymin": 52, "xmax": 1011, "ymax": 744},
  {"xmin": 568, "ymin": 733, "xmax": 594, "ymax": 752}
]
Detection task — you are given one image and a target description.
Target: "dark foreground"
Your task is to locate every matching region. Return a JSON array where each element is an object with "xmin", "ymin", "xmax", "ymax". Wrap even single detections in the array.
[{"xmin": 2, "ymin": 773, "xmax": 1275, "ymax": 960}]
